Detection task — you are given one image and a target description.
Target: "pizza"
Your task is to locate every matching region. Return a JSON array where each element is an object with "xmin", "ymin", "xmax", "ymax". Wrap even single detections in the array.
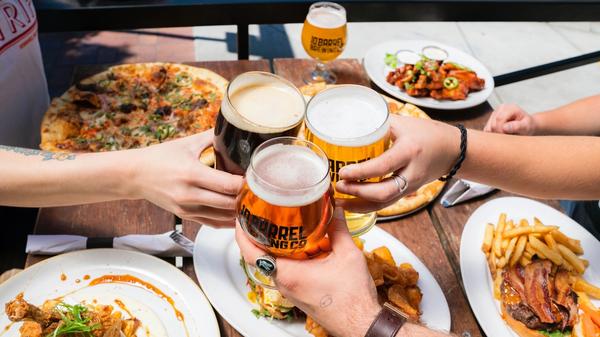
[
  {"xmin": 300, "ymin": 83, "xmax": 446, "ymax": 218},
  {"xmin": 40, "ymin": 62, "xmax": 228, "ymax": 165}
]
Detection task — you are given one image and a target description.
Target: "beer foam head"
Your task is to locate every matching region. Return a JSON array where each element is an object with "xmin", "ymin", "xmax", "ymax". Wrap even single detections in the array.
[
  {"xmin": 306, "ymin": 85, "xmax": 389, "ymax": 147},
  {"xmin": 307, "ymin": 3, "xmax": 346, "ymax": 29},
  {"xmin": 248, "ymin": 143, "xmax": 330, "ymax": 207},
  {"xmin": 223, "ymin": 72, "xmax": 305, "ymax": 133}
]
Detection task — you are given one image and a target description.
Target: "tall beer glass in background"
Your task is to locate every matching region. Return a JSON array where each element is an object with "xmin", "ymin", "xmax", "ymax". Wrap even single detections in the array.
[
  {"xmin": 237, "ymin": 137, "xmax": 334, "ymax": 259},
  {"xmin": 214, "ymin": 72, "xmax": 305, "ymax": 175},
  {"xmin": 305, "ymin": 85, "xmax": 390, "ymax": 237},
  {"xmin": 301, "ymin": 2, "xmax": 347, "ymax": 84}
]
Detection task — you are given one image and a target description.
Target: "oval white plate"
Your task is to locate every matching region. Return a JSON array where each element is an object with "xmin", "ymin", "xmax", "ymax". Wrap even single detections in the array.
[
  {"xmin": 194, "ymin": 226, "xmax": 451, "ymax": 337},
  {"xmin": 363, "ymin": 40, "xmax": 494, "ymax": 110},
  {"xmin": 0, "ymin": 249, "xmax": 219, "ymax": 337},
  {"xmin": 460, "ymin": 197, "xmax": 600, "ymax": 337}
]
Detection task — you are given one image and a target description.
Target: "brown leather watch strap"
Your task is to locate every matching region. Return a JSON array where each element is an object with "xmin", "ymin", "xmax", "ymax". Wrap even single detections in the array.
[{"xmin": 364, "ymin": 303, "xmax": 408, "ymax": 337}]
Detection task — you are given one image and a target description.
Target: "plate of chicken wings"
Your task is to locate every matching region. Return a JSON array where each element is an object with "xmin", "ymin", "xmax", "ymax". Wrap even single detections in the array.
[{"xmin": 363, "ymin": 40, "xmax": 494, "ymax": 110}]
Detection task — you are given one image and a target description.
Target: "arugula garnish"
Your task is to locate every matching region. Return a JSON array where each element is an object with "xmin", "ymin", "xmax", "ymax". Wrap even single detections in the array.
[
  {"xmin": 48, "ymin": 303, "xmax": 100, "ymax": 337},
  {"xmin": 539, "ymin": 329, "xmax": 571, "ymax": 337}
]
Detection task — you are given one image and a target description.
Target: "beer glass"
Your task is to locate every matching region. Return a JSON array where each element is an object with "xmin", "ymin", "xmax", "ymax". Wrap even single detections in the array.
[
  {"xmin": 214, "ymin": 71, "xmax": 306, "ymax": 175},
  {"xmin": 304, "ymin": 85, "xmax": 390, "ymax": 237},
  {"xmin": 238, "ymin": 137, "xmax": 334, "ymax": 287},
  {"xmin": 301, "ymin": 2, "xmax": 347, "ymax": 84}
]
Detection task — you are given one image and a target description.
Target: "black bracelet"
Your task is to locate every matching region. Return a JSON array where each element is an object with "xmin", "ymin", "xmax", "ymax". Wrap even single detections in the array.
[{"xmin": 439, "ymin": 124, "xmax": 467, "ymax": 182}]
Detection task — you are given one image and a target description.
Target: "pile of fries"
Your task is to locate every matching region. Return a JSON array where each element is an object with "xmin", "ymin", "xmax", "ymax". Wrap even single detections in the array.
[{"xmin": 481, "ymin": 213, "xmax": 600, "ymax": 301}]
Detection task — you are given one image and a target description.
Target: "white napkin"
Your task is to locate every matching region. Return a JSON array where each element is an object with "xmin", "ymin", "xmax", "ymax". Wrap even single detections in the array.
[
  {"xmin": 440, "ymin": 179, "xmax": 496, "ymax": 207},
  {"xmin": 26, "ymin": 231, "xmax": 192, "ymax": 257}
]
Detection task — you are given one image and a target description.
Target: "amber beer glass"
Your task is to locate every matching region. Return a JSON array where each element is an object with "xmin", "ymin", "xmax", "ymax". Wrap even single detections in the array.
[
  {"xmin": 301, "ymin": 2, "xmax": 347, "ymax": 84},
  {"xmin": 214, "ymin": 72, "xmax": 305, "ymax": 175},
  {"xmin": 237, "ymin": 137, "xmax": 334, "ymax": 261},
  {"xmin": 305, "ymin": 85, "xmax": 390, "ymax": 236}
]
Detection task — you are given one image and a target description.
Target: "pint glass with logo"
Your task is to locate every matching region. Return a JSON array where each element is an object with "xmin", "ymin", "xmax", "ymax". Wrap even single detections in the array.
[
  {"xmin": 304, "ymin": 85, "xmax": 390, "ymax": 236},
  {"xmin": 237, "ymin": 137, "xmax": 334, "ymax": 259}
]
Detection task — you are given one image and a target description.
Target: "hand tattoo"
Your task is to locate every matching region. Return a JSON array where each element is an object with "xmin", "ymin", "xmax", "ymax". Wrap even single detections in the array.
[
  {"xmin": 0, "ymin": 145, "xmax": 76, "ymax": 161},
  {"xmin": 319, "ymin": 294, "xmax": 333, "ymax": 308}
]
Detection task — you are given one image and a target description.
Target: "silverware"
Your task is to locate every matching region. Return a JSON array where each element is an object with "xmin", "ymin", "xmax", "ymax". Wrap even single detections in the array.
[{"xmin": 169, "ymin": 230, "xmax": 194, "ymax": 255}]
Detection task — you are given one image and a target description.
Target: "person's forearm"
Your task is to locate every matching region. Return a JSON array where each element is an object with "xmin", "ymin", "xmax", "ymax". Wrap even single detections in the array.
[
  {"xmin": 533, "ymin": 95, "xmax": 600, "ymax": 136},
  {"xmin": 0, "ymin": 146, "xmax": 138, "ymax": 207},
  {"xmin": 459, "ymin": 131, "xmax": 600, "ymax": 200},
  {"xmin": 397, "ymin": 323, "xmax": 454, "ymax": 337}
]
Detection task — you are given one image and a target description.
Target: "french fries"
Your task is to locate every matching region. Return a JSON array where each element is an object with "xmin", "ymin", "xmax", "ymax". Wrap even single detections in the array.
[
  {"xmin": 493, "ymin": 214, "xmax": 506, "ymax": 257},
  {"xmin": 510, "ymin": 235, "xmax": 527, "ymax": 267},
  {"xmin": 481, "ymin": 224, "xmax": 494, "ymax": 253},
  {"xmin": 552, "ymin": 230, "xmax": 584, "ymax": 255},
  {"xmin": 529, "ymin": 235, "xmax": 563, "ymax": 266},
  {"xmin": 502, "ymin": 225, "xmax": 557, "ymax": 239},
  {"xmin": 557, "ymin": 244, "xmax": 585, "ymax": 274},
  {"xmin": 574, "ymin": 277, "xmax": 600, "ymax": 299}
]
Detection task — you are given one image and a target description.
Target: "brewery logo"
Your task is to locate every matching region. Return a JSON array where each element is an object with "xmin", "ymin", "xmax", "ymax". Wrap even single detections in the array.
[
  {"xmin": 329, "ymin": 157, "xmax": 370, "ymax": 182},
  {"xmin": 239, "ymin": 204, "xmax": 308, "ymax": 249},
  {"xmin": 310, "ymin": 36, "xmax": 344, "ymax": 54}
]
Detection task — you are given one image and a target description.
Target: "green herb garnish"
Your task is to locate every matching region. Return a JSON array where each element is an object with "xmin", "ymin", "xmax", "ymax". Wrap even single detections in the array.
[
  {"xmin": 539, "ymin": 329, "xmax": 571, "ymax": 337},
  {"xmin": 384, "ymin": 53, "xmax": 398, "ymax": 69},
  {"xmin": 48, "ymin": 303, "xmax": 100, "ymax": 337}
]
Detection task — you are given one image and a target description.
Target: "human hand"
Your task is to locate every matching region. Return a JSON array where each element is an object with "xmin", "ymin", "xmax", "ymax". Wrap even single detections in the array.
[
  {"xmin": 334, "ymin": 115, "xmax": 459, "ymax": 209},
  {"xmin": 131, "ymin": 129, "xmax": 243, "ymax": 228},
  {"xmin": 483, "ymin": 104, "xmax": 536, "ymax": 135},
  {"xmin": 235, "ymin": 207, "xmax": 381, "ymax": 337}
]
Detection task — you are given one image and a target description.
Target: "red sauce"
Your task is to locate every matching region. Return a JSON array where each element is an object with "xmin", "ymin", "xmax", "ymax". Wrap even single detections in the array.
[
  {"xmin": 60, "ymin": 273, "xmax": 67, "ymax": 281},
  {"xmin": 89, "ymin": 274, "xmax": 184, "ymax": 321},
  {"xmin": 83, "ymin": 274, "xmax": 90, "ymax": 280},
  {"xmin": 114, "ymin": 298, "xmax": 134, "ymax": 319}
]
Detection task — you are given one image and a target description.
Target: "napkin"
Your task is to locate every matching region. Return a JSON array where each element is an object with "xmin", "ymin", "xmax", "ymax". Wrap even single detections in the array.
[
  {"xmin": 25, "ymin": 231, "xmax": 192, "ymax": 257},
  {"xmin": 440, "ymin": 179, "xmax": 496, "ymax": 207}
]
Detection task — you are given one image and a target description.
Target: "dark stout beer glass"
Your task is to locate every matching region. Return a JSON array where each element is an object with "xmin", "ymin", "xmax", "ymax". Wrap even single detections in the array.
[{"xmin": 214, "ymin": 72, "xmax": 305, "ymax": 175}]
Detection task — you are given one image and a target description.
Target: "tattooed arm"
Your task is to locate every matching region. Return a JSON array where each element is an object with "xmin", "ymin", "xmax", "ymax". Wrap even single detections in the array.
[
  {"xmin": 0, "ymin": 145, "xmax": 133, "ymax": 207},
  {"xmin": 0, "ymin": 131, "xmax": 243, "ymax": 228}
]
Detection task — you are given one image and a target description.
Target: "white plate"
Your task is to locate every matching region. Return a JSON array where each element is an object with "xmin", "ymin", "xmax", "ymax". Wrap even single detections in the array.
[
  {"xmin": 363, "ymin": 40, "xmax": 494, "ymax": 110},
  {"xmin": 460, "ymin": 197, "xmax": 600, "ymax": 337},
  {"xmin": 194, "ymin": 226, "xmax": 451, "ymax": 337},
  {"xmin": 0, "ymin": 249, "xmax": 219, "ymax": 337}
]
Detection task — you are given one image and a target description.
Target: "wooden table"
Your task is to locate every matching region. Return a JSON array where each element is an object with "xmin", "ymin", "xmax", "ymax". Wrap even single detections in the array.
[{"xmin": 26, "ymin": 58, "xmax": 559, "ymax": 337}]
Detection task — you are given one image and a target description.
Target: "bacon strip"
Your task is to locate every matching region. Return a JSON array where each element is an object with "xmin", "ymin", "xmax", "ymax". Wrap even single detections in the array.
[{"xmin": 523, "ymin": 260, "xmax": 556, "ymax": 323}]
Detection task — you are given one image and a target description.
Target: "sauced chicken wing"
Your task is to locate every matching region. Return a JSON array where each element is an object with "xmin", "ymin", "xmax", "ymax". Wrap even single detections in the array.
[{"xmin": 386, "ymin": 56, "xmax": 485, "ymax": 101}]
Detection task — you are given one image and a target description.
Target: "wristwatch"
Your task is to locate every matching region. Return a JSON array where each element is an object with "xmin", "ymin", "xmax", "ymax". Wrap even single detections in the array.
[{"xmin": 364, "ymin": 302, "xmax": 409, "ymax": 337}]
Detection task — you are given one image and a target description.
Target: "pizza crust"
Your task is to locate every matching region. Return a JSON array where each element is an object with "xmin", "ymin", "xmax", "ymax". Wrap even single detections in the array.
[{"xmin": 299, "ymin": 83, "xmax": 445, "ymax": 217}]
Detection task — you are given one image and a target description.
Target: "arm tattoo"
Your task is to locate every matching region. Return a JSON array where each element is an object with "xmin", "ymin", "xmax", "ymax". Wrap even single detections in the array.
[
  {"xmin": 319, "ymin": 294, "xmax": 333, "ymax": 308},
  {"xmin": 0, "ymin": 145, "xmax": 76, "ymax": 161}
]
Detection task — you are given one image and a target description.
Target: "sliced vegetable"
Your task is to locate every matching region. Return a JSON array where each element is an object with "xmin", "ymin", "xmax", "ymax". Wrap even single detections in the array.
[
  {"xmin": 443, "ymin": 77, "xmax": 459, "ymax": 90},
  {"xmin": 384, "ymin": 53, "xmax": 398, "ymax": 69}
]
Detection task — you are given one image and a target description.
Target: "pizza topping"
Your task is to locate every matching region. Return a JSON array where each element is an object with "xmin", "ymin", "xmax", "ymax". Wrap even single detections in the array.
[
  {"xmin": 72, "ymin": 92, "xmax": 101, "ymax": 110},
  {"xmin": 154, "ymin": 105, "xmax": 172, "ymax": 116},
  {"xmin": 119, "ymin": 103, "xmax": 136, "ymax": 114}
]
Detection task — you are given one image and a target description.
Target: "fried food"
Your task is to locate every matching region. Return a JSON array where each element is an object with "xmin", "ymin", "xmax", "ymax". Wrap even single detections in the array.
[
  {"xmin": 482, "ymin": 213, "xmax": 600, "ymax": 337},
  {"xmin": 386, "ymin": 56, "xmax": 485, "ymax": 101},
  {"xmin": 5, "ymin": 293, "xmax": 140, "ymax": 337}
]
